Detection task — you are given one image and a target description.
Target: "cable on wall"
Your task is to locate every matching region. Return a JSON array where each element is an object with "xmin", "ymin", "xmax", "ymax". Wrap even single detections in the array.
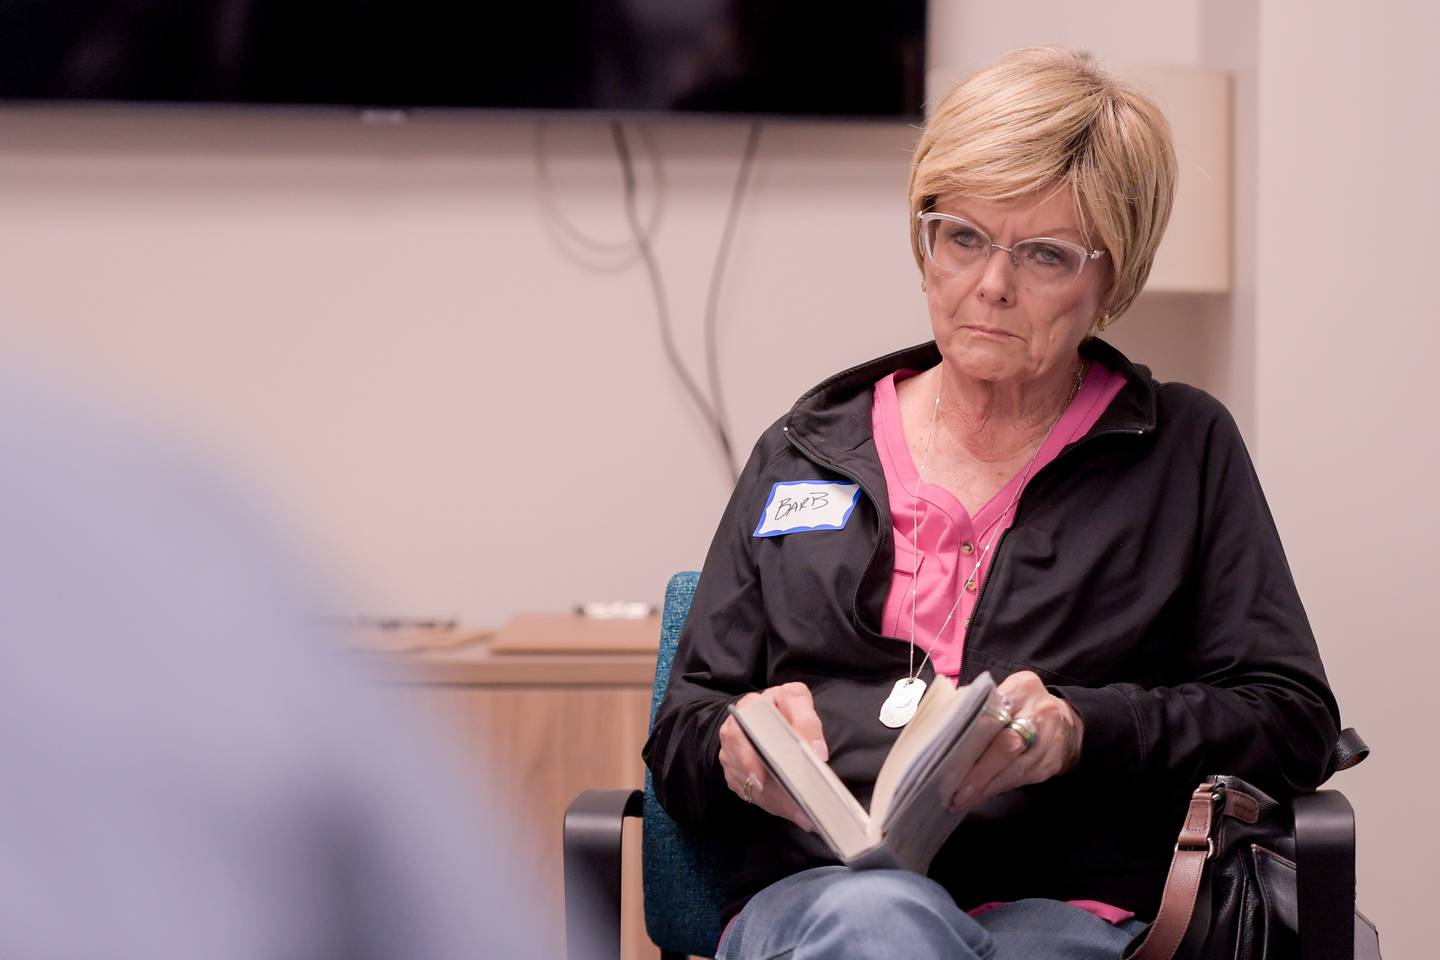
[
  {"xmin": 703, "ymin": 120, "xmax": 762, "ymax": 481},
  {"xmin": 611, "ymin": 120, "xmax": 741, "ymax": 482},
  {"xmin": 535, "ymin": 121, "xmax": 664, "ymax": 269}
]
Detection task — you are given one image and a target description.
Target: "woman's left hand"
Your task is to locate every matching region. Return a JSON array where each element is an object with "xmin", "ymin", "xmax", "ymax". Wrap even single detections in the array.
[{"xmin": 944, "ymin": 670, "xmax": 1085, "ymax": 812}]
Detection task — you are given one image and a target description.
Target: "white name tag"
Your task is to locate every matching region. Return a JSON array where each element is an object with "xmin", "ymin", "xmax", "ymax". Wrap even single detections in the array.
[{"xmin": 753, "ymin": 480, "xmax": 862, "ymax": 538}]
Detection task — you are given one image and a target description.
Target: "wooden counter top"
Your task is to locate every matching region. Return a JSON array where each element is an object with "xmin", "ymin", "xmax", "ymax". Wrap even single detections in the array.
[
  {"xmin": 376, "ymin": 642, "xmax": 658, "ymax": 687},
  {"xmin": 366, "ymin": 612, "xmax": 661, "ymax": 688}
]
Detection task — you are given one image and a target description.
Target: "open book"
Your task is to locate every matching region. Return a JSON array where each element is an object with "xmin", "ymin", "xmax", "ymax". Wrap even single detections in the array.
[{"xmin": 727, "ymin": 672, "xmax": 1005, "ymax": 873}]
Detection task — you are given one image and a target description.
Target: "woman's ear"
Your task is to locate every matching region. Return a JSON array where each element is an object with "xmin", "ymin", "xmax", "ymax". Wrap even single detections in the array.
[
  {"xmin": 1092, "ymin": 287, "xmax": 1116, "ymax": 332},
  {"xmin": 1094, "ymin": 272, "xmax": 1118, "ymax": 331}
]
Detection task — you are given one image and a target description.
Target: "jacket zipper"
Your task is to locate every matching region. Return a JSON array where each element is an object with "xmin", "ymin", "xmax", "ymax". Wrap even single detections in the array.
[
  {"xmin": 961, "ymin": 424, "xmax": 1149, "ymax": 682},
  {"xmin": 778, "ymin": 426, "xmax": 896, "ymax": 661},
  {"xmin": 784, "ymin": 414, "xmax": 1150, "ymax": 679}
]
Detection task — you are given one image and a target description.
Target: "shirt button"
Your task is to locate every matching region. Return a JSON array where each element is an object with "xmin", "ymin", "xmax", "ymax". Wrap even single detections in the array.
[
  {"xmin": 961, "ymin": 542, "xmax": 975, "ymax": 555},
  {"xmin": 964, "ymin": 578, "xmax": 977, "ymax": 592}
]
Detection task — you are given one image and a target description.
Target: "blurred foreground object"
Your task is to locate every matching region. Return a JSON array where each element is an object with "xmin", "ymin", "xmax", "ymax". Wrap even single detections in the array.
[{"xmin": 0, "ymin": 371, "xmax": 537, "ymax": 960}]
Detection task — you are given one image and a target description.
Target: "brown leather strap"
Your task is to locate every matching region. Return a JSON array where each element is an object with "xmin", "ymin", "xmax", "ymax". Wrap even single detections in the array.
[{"xmin": 1127, "ymin": 785, "xmax": 1216, "ymax": 960}]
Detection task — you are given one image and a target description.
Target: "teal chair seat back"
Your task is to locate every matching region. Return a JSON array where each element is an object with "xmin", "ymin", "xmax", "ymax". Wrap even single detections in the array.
[{"xmin": 642, "ymin": 572, "xmax": 728, "ymax": 956}]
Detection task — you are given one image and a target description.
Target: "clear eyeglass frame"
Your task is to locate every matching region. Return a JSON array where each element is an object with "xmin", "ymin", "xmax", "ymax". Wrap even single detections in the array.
[{"xmin": 917, "ymin": 212, "xmax": 1106, "ymax": 290}]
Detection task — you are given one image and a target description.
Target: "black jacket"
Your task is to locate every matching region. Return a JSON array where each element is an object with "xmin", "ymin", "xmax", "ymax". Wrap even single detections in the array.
[{"xmin": 641, "ymin": 338, "xmax": 1340, "ymax": 923}]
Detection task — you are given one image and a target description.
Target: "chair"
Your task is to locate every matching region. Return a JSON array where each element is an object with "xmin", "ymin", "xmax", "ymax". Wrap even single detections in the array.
[
  {"xmin": 563, "ymin": 571, "xmax": 1368, "ymax": 960},
  {"xmin": 565, "ymin": 572, "xmax": 725, "ymax": 960}
]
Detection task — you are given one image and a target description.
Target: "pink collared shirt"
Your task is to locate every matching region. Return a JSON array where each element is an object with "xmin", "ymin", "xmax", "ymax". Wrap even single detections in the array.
[
  {"xmin": 871, "ymin": 360, "xmax": 1133, "ymax": 925},
  {"xmin": 873, "ymin": 361, "xmax": 1126, "ymax": 680}
]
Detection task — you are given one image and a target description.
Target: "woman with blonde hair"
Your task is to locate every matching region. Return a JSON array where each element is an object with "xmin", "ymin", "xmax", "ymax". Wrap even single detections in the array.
[{"xmin": 643, "ymin": 47, "xmax": 1338, "ymax": 959}]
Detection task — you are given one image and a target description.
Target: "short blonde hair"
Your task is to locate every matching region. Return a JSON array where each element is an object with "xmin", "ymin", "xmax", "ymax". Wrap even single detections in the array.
[{"xmin": 908, "ymin": 47, "xmax": 1177, "ymax": 326}]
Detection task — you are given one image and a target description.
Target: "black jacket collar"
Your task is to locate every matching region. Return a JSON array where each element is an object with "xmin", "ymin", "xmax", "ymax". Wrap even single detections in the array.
[{"xmin": 783, "ymin": 337, "xmax": 1158, "ymax": 473}]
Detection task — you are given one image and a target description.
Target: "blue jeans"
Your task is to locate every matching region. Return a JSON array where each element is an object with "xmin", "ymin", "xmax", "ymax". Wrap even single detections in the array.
[{"xmin": 715, "ymin": 866, "xmax": 1148, "ymax": 960}]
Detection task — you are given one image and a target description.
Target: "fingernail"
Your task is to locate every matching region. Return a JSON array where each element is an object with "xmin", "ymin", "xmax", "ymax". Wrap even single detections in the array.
[
  {"xmin": 811, "ymin": 739, "xmax": 829, "ymax": 762},
  {"xmin": 797, "ymin": 814, "xmax": 815, "ymax": 833}
]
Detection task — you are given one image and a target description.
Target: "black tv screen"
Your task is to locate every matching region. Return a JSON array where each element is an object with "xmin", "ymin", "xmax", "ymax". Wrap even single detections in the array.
[{"xmin": 0, "ymin": 1, "xmax": 927, "ymax": 119}]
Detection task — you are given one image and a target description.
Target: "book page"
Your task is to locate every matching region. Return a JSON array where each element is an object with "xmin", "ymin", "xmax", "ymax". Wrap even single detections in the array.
[
  {"xmin": 878, "ymin": 699, "xmax": 1010, "ymax": 870},
  {"xmin": 868, "ymin": 673, "xmax": 996, "ymax": 827},
  {"xmin": 728, "ymin": 699, "xmax": 876, "ymax": 861}
]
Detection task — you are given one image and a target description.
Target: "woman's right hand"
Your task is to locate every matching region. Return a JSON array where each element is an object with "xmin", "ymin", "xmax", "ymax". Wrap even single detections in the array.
[{"xmin": 717, "ymin": 682, "xmax": 828, "ymax": 833}]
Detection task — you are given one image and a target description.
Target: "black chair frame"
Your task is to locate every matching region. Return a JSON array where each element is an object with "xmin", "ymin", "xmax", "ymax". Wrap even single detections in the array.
[{"xmin": 563, "ymin": 787, "xmax": 1361, "ymax": 960}]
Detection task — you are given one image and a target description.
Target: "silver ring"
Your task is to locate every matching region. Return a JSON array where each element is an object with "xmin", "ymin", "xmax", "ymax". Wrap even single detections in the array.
[
  {"xmin": 985, "ymin": 704, "xmax": 1014, "ymax": 727},
  {"xmin": 743, "ymin": 775, "xmax": 754, "ymax": 804},
  {"xmin": 1008, "ymin": 716, "xmax": 1038, "ymax": 752}
]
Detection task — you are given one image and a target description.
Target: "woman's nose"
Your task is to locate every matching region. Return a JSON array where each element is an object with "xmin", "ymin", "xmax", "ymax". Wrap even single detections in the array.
[{"xmin": 975, "ymin": 247, "xmax": 1018, "ymax": 304}]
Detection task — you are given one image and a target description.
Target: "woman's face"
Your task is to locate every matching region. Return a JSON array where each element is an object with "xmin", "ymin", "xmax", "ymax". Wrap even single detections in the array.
[{"xmin": 923, "ymin": 189, "xmax": 1110, "ymax": 388}]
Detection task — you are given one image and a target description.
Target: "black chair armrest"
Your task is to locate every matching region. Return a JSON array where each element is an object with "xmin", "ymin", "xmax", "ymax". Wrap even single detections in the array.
[
  {"xmin": 1294, "ymin": 789, "xmax": 1356, "ymax": 960},
  {"xmin": 564, "ymin": 788, "xmax": 644, "ymax": 960}
]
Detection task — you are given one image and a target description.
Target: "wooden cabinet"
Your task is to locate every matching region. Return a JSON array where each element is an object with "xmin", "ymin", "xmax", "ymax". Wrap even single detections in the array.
[{"xmin": 378, "ymin": 622, "xmax": 660, "ymax": 960}]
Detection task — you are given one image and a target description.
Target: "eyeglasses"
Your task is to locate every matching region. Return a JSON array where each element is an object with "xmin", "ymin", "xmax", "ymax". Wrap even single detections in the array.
[{"xmin": 917, "ymin": 212, "xmax": 1106, "ymax": 291}]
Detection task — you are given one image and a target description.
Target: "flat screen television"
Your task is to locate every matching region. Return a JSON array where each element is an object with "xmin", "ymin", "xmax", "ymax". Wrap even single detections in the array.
[{"xmin": 0, "ymin": 1, "xmax": 927, "ymax": 120}]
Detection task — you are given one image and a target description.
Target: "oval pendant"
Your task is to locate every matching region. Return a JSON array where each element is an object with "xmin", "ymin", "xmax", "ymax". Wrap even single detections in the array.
[{"xmin": 879, "ymin": 677, "xmax": 927, "ymax": 728}]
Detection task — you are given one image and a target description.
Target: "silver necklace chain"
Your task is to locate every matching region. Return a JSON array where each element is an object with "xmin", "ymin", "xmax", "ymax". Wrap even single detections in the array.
[{"xmin": 905, "ymin": 361, "xmax": 1086, "ymax": 682}]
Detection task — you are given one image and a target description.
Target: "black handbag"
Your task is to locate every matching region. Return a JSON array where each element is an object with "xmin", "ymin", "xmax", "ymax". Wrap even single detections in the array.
[{"xmin": 1126, "ymin": 732, "xmax": 1380, "ymax": 960}]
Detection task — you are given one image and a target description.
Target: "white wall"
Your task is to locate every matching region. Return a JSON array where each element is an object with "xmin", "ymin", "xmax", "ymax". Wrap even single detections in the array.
[
  {"xmin": 1253, "ymin": 2, "xmax": 1440, "ymax": 953},
  {"xmin": 929, "ymin": 0, "xmax": 1203, "ymax": 85},
  {"xmin": 1200, "ymin": 0, "xmax": 1260, "ymax": 440},
  {"xmin": 0, "ymin": 111, "xmax": 933, "ymax": 620},
  {"xmin": 0, "ymin": 1, "xmax": 1221, "ymax": 625}
]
